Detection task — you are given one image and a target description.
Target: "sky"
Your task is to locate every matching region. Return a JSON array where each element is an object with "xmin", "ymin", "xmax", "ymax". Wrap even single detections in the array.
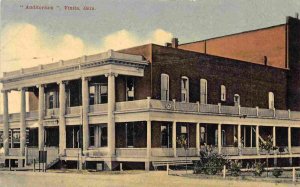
[{"xmin": 0, "ymin": 0, "xmax": 300, "ymax": 113}]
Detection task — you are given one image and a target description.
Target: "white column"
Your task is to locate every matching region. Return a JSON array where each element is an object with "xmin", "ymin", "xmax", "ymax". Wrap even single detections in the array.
[
  {"xmin": 2, "ymin": 90, "xmax": 9, "ymax": 156},
  {"xmin": 288, "ymin": 126, "xmax": 292, "ymax": 154},
  {"xmin": 238, "ymin": 124, "xmax": 241, "ymax": 148},
  {"xmin": 20, "ymin": 88, "xmax": 26, "ymax": 157},
  {"xmin": 172, "ymin": 121, "xmax": 177, "ymax": 157},
  {"xmin": 256, "ymin": 125, "xmax": 260, "ymax": 154},
  {"xmin": 106, "ymin": 73, "xmax": 117, "ymax": 157},
  {"xmin": 218, "ymin": 123, "xmax": 222, "ymax": 154},
  {"xmin": 59, "ymin": 81, "xmax": 66, "ymax": 155},
  {"xmin": 82, "ymin": 77, "xmax": 89, "ymax": 154},
  {"xmin": 38, "ymin": 85, "xmax": 45, "ymax": 151},
  {"xmin": 196, "ymin": 123, "xmax": 200, "ymax": 156},
  {"xmin": 147, "ymin": 120, "xmax": 151, "ymax": 158}
]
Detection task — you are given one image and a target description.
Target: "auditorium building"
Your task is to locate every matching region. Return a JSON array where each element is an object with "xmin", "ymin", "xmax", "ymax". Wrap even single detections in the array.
[{"xmin": 0, "ymin": 16, "xmax": 300, "ymax": 170}]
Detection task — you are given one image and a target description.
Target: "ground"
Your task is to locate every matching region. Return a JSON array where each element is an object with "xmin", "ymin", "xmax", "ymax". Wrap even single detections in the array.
[{"xmin": 0, "ymin": 170, "xmax": 298, "ymax": 187}]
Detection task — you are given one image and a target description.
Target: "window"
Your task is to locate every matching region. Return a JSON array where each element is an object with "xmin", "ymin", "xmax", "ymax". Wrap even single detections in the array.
[
  {"xmin": 234, "ymin": 94, "xmax": 240, "ymax": 106},
  {"xmin": 46, "ymin": 91, "xmax": 59, "ymax": 109},
  {"xmin": 89, "ymin": 126, "xmax": 95, "ymax": 147},
  {"xmin": 181, "ymin": 76, "xmax": 189, "ymax": 102},
  {"xmin": 221, "ymin": 85, "xmax": 226, "ymax": 101},
  {"xmin": 126, "ymin": 123, "xmax": 134, "ymax": 147},
  {"xmin": 89, "ymin": 83, "xmax": 108, "ymax": 104},
  {"xmin": 126, "ymin": 77, "xmax": 135, "ymax": 101},
  {"xmin": 89, "ymin": 125, "xmax": 107, "ymax": 147},
  {"xmin": 268, "ymin": 92, "xmax": 275, "ymax": 109},
  {"xmin": 161, "ymin": 124, "xmax": 172, "ymax": 147},
  {"xmin": 200, "ymin": 79, "xmax": 207, "ymax": 104},
  {"xmin": 161, "ymin": 74, "xmax": 169, "ymax": 101}
]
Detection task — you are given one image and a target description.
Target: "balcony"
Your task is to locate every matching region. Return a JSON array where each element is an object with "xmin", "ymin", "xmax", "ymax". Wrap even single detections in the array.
[
  {"xmin": 241, "ymin": 147, "xmax": 257, "ymax": 155},
  {"xmin": 221, "ymin": 147, "xmax": 239, "ymax": 156},
  {"xmin": 177, "ymin": 148, "xmax": 198, "ymax": 157},
  {"xmin": 151, "ymin": 148, "xmax": 174, "ymax": 157}
]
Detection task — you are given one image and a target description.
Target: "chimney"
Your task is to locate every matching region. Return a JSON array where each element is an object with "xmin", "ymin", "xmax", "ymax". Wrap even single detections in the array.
[
  {"xmin": 264, "ymin": 56, "xmax": 268, "ymax": 65},
  {"xmin": 296, "ymin": 12, "xmax": 299, "ymax": 19},
  {"xmin": 171, "ymin": 38, "xmax": 179, "ymax": 48}
]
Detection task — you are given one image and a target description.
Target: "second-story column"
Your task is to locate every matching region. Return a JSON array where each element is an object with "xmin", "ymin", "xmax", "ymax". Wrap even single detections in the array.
[
  {"xmin": 106, "ymin": 73, "xmax": 117, "ymax": 157},
  {"xmin": 59, "ymin": 81, "xmax": 66, "ymax": 155},
  {"xmin": 20, "ymin": 88, "xmax": 26, "ymax": 157},
  {"xmin": 38, "ymin": 85, "xmax": 45, "ymax": 151},
  {"xmin": 82, "ymin": 77, "xmax": 89, "ymax": 154},
  {"xmin": 2, "ymin": 90, "xmax": 9, "ymax": 156}
]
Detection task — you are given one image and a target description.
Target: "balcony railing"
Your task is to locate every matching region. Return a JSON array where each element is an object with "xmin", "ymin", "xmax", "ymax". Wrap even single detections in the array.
[
  {"xmin": 89, "ymin": 104, "xmax": 107, "ymax": 113},
  {"xmin": 291, "ymin": 146, "xmax": 300, "ymax": 154},
  {"xmin": 66, "ymin": 106, "xmax": 81, "ymax": 115},
  {"xmin": 241, "ymin": 147, "xmax": 257, "ymax": 155},
  {"xmin": 116, "ymin": 148, "xmax": 147, "ymax": 158},
  {"xmin": 0, "ymin": 99, "xmax": 300, "ymax": 123}
]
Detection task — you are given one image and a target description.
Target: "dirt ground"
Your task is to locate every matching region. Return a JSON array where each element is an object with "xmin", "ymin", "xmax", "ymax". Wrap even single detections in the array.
[{"xmin": 0, "ymin": 170, "xmax": 298, "ymax": 187}]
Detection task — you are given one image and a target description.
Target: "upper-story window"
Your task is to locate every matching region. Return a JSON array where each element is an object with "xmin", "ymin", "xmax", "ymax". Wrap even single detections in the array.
[
  {"xmin": 181, "ymin": 76, "xmax": 189, "ymax": 102},
  {"xmin": 200, "ymin": 79, "xmax": 207, "ymax": 104},
  {"xmin": 268, "ymin": 92, "xmax": 275, "ymax": 109},
  {"xmin": 126, "ymin": 77, "xmax": 135, "ymax": 101},
  {"xmin": 89, "ymin": 83, "xmax": 108, "ymax": 105},
  {"xmin": 46, "ymin": 91, "xmax": 59, "ymax": 109},
  {"xmin": 161, "ymin": 74, "xmax": 169, "ymax": 101},
  {"xmin": 221, "ymin": 85, "xmax": 226, "ymax": 101},
  {"xmin": 234, "ymin": 94, "xmax": 240, "ymax": 106}
]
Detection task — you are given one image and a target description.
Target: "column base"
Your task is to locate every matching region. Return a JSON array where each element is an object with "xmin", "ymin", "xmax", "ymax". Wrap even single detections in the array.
[{"xmin": 145, "ymin": 161, "xmax": 151, "ymax": 171}]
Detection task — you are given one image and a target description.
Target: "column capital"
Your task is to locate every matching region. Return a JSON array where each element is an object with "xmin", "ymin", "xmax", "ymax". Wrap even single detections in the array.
[
  {"xmin": 105, "ymin": 72, "xmax": 118, "ymax": 78},
  {"xmin": 36, "ymin": 84, "xmax": 46, "ymax": 88},
  {"xmin": 57, "ymin": 80, "xmax": 68, "ymax": 85},
  {"xmin": 82, "ymin": 76, "xmax": 91, "ymax": 81},
  {"xmin": 18, "ymin": 87, "xmax": 27, "ymax": 91}
]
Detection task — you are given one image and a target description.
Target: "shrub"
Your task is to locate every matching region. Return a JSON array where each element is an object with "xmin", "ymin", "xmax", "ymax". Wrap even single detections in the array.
[
  {"xmin": 252, "ymin": 162, "xmax": 265, "ymax": 176},
  {"xmin": 194, "ymin": 147, "xmax": 228, "ymax": 175},
  {"xmin": 272, "ymin": 168, "xmax": 283, "ymax": 178},
  {"xmin": 230, "ymin": 160, "xmax": 242, "ymax": 176}
]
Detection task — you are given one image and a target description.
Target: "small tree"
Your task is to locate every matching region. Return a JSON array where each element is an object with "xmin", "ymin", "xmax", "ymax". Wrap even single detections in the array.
[
  {"xmin": 229, "ymin": 160, "xmax": 242, "ymax": 176},
  {"xmin": 253, "ymin": 161, "xmax": 265, "ymax": 177},
  {"xmin": 259, "ymin": 135, "xmax": 278, "ymax": 177},
  {"xmin": 194, "ymin": 145, "xmax": 228, "ymax": 175},
  {"xmin": 177, "ymin": 135, "xmax": 188, "ymax": 173}
]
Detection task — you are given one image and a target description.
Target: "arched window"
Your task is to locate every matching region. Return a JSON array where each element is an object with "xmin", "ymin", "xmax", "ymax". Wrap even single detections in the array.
[
  {"xmin": 181, "ymin": 76, "xmax": 189, "ymax": 102},
  {"xmin": 234, "ymin": 94, "xmax": 240, "ymax": 106},
  {"xmin": 268, "ymin": 92, "xmax": 275, "ymax": 109},
  {"xmin": 221, "ymin": 85, "xmax": 226, "ymax": 101},
  {"xmin": 200, "ymin": 79, "xmax": 208, "ymax": 104},
  {"xmin": 161, "ymin": 74, "xmax": 169, "ymax": 101}
]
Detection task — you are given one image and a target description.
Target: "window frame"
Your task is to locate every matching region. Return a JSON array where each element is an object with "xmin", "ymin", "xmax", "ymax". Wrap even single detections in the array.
[
  {"xmin": 181, "ymin": 76, "xmax": 189, "ymax": 102},
  {"xmin": 200, "ymin": 79, "xmax": 208, "ymax": 104},
  {"xmin": 161, "ymin": 73, "xmax": 170, "ymax": 101},
  {"xmin": 221, "ymin": 85, "xmax": 226, "ymax": 101}
]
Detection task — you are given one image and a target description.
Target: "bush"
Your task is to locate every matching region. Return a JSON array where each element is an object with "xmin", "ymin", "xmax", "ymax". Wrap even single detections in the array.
[
  {"xmin": 194, "ymin": 147, "xmax": 228, "ymax": 175},
  {"xmin": 230, "ymin": 160, "xmax": 241, "ymax": 176},
  {"xmin": 272, "ymin": 168, "xmax": 283, "ymax": 178},
  {"xmin": 252, "ymin": 162, "xmax": 265, "ymax": 176}
]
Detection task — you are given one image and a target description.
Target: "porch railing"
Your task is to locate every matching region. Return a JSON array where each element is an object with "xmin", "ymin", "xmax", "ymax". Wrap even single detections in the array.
[
  {"xmin": 151, "ymin": 148, "xmax": 174, "ymax": 157},
  {"xmin": 65, "ymin": 148, "xmax": 81, "ymax": 157},
  {"xmin": 221, "ymin": 147, "xmax": 239, "ymax": 156},
  {"xmin": 116, "ymin": 148, "xmax": 147, "ymax": 158},
  {"xmin": 8, "ymin": 148, "xmax": 19, "ymax": 156},
  {"xmin": 45, "ymin": 108, "xmax": 59, "ymax": 117},
  {"xmin": 177, "ymin": 148, "xmax": 198, "ymax": 157},
  {"xmin": 87, "ymin": 147, "xmax": 108, "ymax": 157},
  {"xmin": 291, "ymin": 146, "xmax": 300, "ymax": 154},
  {"xmin": 240, "ymin": 147, "xmax": 257, "ymax": 155},
  {"xmin": 26, "ymin": 111, "xmax": 38, "ymax": 119}
]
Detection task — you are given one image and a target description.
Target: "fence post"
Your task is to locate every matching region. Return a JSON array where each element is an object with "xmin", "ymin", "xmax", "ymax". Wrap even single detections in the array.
[
  {"xmin": 33, "ymin": 159, "xmax": 36, "ymax": 172},
  {"xmin": 9, "ymin": 159, "xmax": 11, "ymax": 171},
  {"xmin": 218, "ymin": 103, "xmax": 221, "ymax": 114},
  {"xmin": 120, "ymin": 163, "xmax": 123, "ymax": 171},
  {"xmin": 167, "ymin": 163, "xmax": 169, "ymax": 175},
  {"xmin": 223, "ymin": 165, "xmax": 226, "ymax": 179},
  {"xmin": 293, "ymin": 167, "xmax": 296, "ymax": 182}
]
